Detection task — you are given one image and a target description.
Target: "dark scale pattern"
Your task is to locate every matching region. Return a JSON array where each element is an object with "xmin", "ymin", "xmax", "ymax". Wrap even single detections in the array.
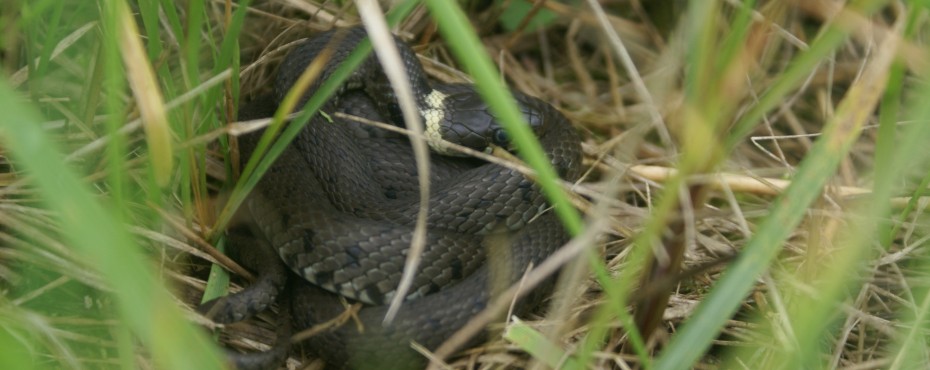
[{"xmin": 206, "ymin": 26, "xmax": 584, "ymax": 369}]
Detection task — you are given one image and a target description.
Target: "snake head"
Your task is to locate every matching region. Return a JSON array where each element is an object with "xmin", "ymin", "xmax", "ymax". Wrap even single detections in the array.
[{"xmin": 424, "ymin": 87, "xmax": 545, "ymax": 156}]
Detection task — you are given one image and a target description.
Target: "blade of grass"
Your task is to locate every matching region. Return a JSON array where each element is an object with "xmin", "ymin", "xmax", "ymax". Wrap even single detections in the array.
[
  {"xmin": 114, "ymin": 0, "xmax": 173, "ymax": 187},
  {"xmin": 421, "ymin": 4, "xmax": 629, "ymax": 367},
  {"xmin": 97, "ymin": 2, "xmax": 131, "ymax": 220},
  {"xmin": 213, "ymin": 0, "xmax": 419, "ymax": 234},
  {"xmin": 183, "ymin": 0, "xmax": 206, "ymax": 90},
  {"xmin": 201, "ymin": 0, "xmax": 251, "ymax": 304},
  {"xmin": 628, "ymin": 0, "xmax": 720, "ymax": 347},
  {"xmin": 871, "ymin": 7, "xmax": 930, "ymax": 370},
  {"xmin": 0, "ymin": 305, "xmax": 38, "ymax": 370},
  {"xmin": 424, "ymin": 1, "xmax": 583, "ymax": 237},
  {"xmin": 889, "ymin": 279, "xmax": 930, "ymax": 370},
  {"xmin": 725, "ymin": 0, "xmax": 887, "ymax": 152},
  {"xmin": 157, "ymin": 0, "xmax": 185, "ymax": 55},
  {"xmin": 576, "ymin": 0, "xmax": 762, "ymax": 366},
  {"xmin": 504, "ymin": 320, "xmax": 584, "ymax": 370},
  {"xmin": 762, "ymin": 12, "xmax": 903, "ymax": 369},
  {"xmin": 715, "ymin": 0, "xmax": 758, "ymax": 74},
  {"xmin": 136, "ymin": 0, "xmax": 163, "ymax": 59},
  {"xmin": 875, "ymin": 4, "xmax": 923, "ymax": 246},
  {"xmin": 653, "ymin": 3, "xmax": 892, "ymax": 369},
  {"xmin": 0, "ymin": 77, "xmax": 225, "ymax": 370},
  {"xmin": 22, "ymin": 0, "xmax": 65, "ymax": 84},
  {"xmin": 355, "ymin": 0, "xmax": 433, "ymax": 324}
]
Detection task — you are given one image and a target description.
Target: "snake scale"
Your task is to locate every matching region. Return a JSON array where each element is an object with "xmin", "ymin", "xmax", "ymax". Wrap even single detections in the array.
[{"xmin": 202, "ymin": 26, "xmax": 583, "ymax": 369}]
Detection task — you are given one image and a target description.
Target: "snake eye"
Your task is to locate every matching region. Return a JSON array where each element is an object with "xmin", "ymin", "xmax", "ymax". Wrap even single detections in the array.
[{"xmin": 492, "ymin": 128, "xmax": 509, "ymax": 146}]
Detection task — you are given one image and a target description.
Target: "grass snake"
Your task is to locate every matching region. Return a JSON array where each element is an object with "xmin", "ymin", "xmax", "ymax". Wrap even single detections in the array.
[{"xmin": 201, "ymin": 26, "xmax": 583, "ymax": 369}]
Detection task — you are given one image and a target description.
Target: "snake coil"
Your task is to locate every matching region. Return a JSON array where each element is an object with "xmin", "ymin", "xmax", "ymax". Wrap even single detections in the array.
[{"xmin": 202, "ymin": 26, "xmax": 583, "ymax": 370}]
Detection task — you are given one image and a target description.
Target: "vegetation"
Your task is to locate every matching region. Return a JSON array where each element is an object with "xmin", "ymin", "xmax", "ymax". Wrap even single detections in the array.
[{"xmin": 2, "ymin": 0, "xmax": 929, "ymax": 369}]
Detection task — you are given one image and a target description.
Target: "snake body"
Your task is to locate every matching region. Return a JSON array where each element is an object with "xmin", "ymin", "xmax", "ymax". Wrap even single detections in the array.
[{"xmin": 212, "ymin": 26, "xmax": 582, "ymax": 369}]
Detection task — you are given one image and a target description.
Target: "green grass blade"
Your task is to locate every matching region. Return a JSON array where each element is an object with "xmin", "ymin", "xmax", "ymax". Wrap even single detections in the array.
[
  {"xmin": 136, "ymin": 0, "xmax": 163, "ymax": 58},
  {"xmin": 0, "ymin": 78, "xmax": 225, "ymax": 369},
  {"xmin": 420, "ymin": 5, "xmax": 635, "ymax": 369},
  {"xmin": 654, "ymin": 9, "xmax": 893, "ymax": 370},
  {"xmin": 423, "ymin": 0, "xmax": 584, "ymax": 237},
  {"xmin": 656, "ymin": 100, "xmax": 859, "ymax": 370},
  {"xmin": 214, "ymin": 0, "xmax": 418, "ymax": 234},
  {"xmin": 505, "ymin": 320, "xmax": 584, "ymax": 370}
]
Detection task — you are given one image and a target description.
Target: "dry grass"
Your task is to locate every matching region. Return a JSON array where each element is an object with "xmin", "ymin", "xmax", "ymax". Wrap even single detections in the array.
[{"xmin": 2, "ymin": 0, "xmax": 930, "ymax": 369}]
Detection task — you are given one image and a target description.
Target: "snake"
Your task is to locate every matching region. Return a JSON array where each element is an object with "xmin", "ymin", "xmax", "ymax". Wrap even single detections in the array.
[{"xmin": 201, "ymin": 26, "xmax": 583, "ymax": 369}]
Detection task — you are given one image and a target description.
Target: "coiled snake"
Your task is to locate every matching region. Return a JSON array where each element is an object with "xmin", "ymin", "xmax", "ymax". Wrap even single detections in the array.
[{"xmin": 203, "ymin": 26, "xmax": 583, "ymax": 369}]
